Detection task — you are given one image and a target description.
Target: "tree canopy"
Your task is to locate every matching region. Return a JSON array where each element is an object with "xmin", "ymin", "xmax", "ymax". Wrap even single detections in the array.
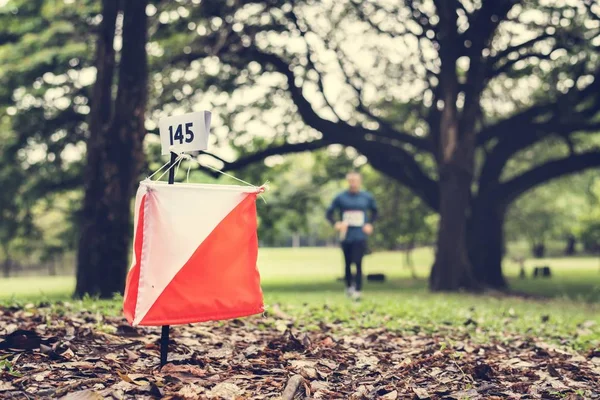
[{"xmin": 1, "ymin": 0, "xmax": 599, "ymax": 295}]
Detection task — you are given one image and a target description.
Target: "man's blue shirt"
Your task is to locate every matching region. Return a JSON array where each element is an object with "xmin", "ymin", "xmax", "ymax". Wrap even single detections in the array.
[{"xmin": 326, "ymin": 191, "xmax": 378, "ymax": 242}]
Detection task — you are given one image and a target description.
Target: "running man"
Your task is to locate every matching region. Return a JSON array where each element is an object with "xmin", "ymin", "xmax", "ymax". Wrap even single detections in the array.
[{"xmin": 326, "ymin": 171, "xmax": 378, "ymax": 300}]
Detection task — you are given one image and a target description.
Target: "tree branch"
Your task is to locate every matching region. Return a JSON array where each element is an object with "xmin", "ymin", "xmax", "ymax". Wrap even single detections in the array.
[
  {"xmin": 478, "ymin": 66, "xmax": 600, "ymax": 147},
  {"xmin": 200, "ymin": 140, "xmax": 329, "ymax": 173},
  {"xmin": 478, "ymin": 118, "xmax": 600, "ymax": 192},
  {"xmin": 492, "ymin": 52, "xmax": 551, "ymax": 77},
  {"xmin": 464, "ymin": 0, "xmax": 521, "ymax": 56},
  {"xmin": 498, "ymin": 151, "xmax": 600, "ymax": 206},
  {"xmin": 349, "ymin": 0, "xmax": 412, "ymax": 39},
  {"xmin": 330, "ymin": 41, "xmax": 432, "ymax": 151},
  {"xmin": 461, "ymin": 0, "xmax": 521, "ymax": 136},
  {"xmin": 488, "ymin": 33, "xmax": 552, "ymax": 67},
  {"xmin": 243, "ymin": 47, "xmax": 431, "ymax": 152},
  {"xmin": 287, "ymin": 8, "xmax": 344, "ymax": 122}
]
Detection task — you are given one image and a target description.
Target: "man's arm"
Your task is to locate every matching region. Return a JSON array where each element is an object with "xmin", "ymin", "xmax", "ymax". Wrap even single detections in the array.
[
  {"xmin": 325, "ymin": 196, "xmax": 339, "ymax": 225},
  {"xmin": 369, "ymin": 194, "xmax": 379, "ymax": 223}
]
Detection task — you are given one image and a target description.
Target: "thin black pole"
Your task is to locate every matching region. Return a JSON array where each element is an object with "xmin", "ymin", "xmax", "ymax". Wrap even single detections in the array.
[
  {"xmin": 160, "ymin": 151, "xmax": 178, "ymax": 368},
  {"xmin": 160, "ymin": 325, "xmax": 170, "ymax": 367}
]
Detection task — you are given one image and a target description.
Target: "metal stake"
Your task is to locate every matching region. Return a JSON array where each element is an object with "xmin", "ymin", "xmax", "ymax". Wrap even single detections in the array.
[{"xmin": 160, "ymin": 151, "xmax": 177, "ymax": 367}]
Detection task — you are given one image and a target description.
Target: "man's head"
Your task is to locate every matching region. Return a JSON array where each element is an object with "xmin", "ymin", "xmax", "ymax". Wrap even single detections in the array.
[{"xmin": 346, "ymin": 171, "xmax": 362, "ymax": 193}]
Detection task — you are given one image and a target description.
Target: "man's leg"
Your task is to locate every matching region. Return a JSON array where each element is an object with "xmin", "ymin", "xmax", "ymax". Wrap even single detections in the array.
[
  {"xmin": 353, "ymin": 241, "xmax": 366, "ymax": 293},
  {"xmin": 341, "ymin": 242, "xmax": 354, "ymax": 290}
]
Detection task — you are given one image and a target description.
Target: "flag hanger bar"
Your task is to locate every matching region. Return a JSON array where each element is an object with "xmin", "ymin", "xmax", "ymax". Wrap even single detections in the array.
[{"xmin": 143, "ymin": 180, "xmax": 264, "ymax": 193}]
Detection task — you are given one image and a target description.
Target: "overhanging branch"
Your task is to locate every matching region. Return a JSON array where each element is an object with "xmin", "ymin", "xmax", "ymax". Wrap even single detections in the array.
[
  {"xmin": 478, "ymin": 118, "xmax": 600, "ymax": 192},
  {"xmin": 243, "ymin": 47, "xmax": 432, "ymax": 152},
  {"xmin": 498, "ymin": 151, "xmax": 600, "ymax": 205},
  {"xmin": 200, "ymin": 140, "xmax": 329, "ymax": 173},
  {"xmin": 492, "ymin": 52, "xmax": 551, "ymax": 77},
  {"xmin": 478, "ymin": 66, "xmax": 600, "ymax": 147},
  {"xmin": 487, "ymin": 33, "xmax": 552, "ymax": 67}
]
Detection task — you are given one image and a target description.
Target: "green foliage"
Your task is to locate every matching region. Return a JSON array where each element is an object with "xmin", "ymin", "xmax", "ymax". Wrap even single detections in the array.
[
  {"xmin": 0, "ymin": 0, "xmax": 599, "ymax": 284},
  {"xmin": 232, "ymin": 150, "xmax": 354, "ymax": 247},
  {"xmin": 361, "ymin": 166, "xmax": 436, "ymax": 251},
  {"xmin": 0, "ymin": 358, "xmax": 22, "ymax": 377},
  {"xmin": 0, "ymin": 0, "xmax": 95, "ymax": 270},
  {"xmin": 576, "ymin": 178, "xmax": 600, "ymax": 252},
  {"xmin": 506, "ymin": 170, "xmax": 600, "ymax": 257}
]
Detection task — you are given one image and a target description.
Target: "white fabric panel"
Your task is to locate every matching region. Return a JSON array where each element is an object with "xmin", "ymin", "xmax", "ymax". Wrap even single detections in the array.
[{"xmin": 133, "ymin": 180, "xmax": 260, "ymax": 325}]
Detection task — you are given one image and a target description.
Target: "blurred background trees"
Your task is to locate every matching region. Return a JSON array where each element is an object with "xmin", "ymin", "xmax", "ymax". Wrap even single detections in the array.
[{"xmin": 0, "ymin": 0, "xmax": 599, "ymax": 296}]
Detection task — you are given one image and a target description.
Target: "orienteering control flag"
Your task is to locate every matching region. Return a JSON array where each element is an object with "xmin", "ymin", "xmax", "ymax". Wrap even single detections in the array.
[{"xmin": 123, "ymin": 180, "xmax": 264, "ymax": 326}]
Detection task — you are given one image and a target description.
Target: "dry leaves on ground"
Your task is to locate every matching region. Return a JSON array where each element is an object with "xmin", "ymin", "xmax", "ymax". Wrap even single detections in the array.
[{"xmin": 0, "ymin": 303, "xmax": 599, "ymax": 399}]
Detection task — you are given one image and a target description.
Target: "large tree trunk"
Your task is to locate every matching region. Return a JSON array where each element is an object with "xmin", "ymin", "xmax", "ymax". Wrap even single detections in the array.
[
  {"xmin": 427, "ymin": 0, "xmax": 481, "ymax": 292},
  {"xmin": 430, "ymin": 164, "xmax": 478, "ymax": 291},
  {"xmin": 75, "ymin": 0, "xmax": 148, "ymax": 298},
  {"xmin": 469, "ymin": 202, "xmax": 507, "ymax": 289}
]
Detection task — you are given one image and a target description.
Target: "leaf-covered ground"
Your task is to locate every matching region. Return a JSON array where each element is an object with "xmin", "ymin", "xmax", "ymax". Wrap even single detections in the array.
[{"xmin": 1, "ymin": 303, "xmax": 599, "ymax": 400}]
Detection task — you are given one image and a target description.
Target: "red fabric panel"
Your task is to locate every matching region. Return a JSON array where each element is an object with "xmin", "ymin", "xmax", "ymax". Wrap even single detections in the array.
[
  {"xmin": 139, "ymin": 193, "xmax": 263, "ymax": 326},
  {"xmin": 123, "ymin": 194, "xmax": 147, "ymax": 324}
]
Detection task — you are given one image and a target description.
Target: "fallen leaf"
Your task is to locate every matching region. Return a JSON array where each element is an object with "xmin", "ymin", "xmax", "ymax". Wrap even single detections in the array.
[
  {"xmin": 243, "ymin": 345, "xmax": 260, "ymax": 358},
  {"xmin": 124, "ymin": 349, "xmax": 139, "ymax": 361},
  {"xmin": 0, "ymin": 330, "xmax": 43, "ymax": 350},
  {"xmin": 547, "ymin": 364, "xmax": 561, "ymax": 378},
  {"xmin": 59, "ymin": 389, "xmax": 104, "ymax": 400},
  {"xmin": 115, "ymin": 325, "xmax": 141, "ymax": 337},
  {"xmin": 355, "ymin": 353, "xmax": 379, "ymax": 369},
  {"xmin": 33, "ymin": 370, "xmax": 52, "ymax": 382},
  {"xmin": 381, "ymin": 390, "xmax": 398, "ymax": 400},
  {"xmin": 176, "ymin": 383, "xmax": 205, "ymax": 397},
  {"xmin": 472, "ymin": 363, "xmax": 494, "ymax": 381},
  {"xmin": 290, "ymin": 360, "xmax": 317, "ymax": 368},
  {"xmin": 160, "ymin": 363, "xmax": 206, "ymax": 378},
  {"xmin": 448, "ymin": 389, "xmax": 480, "ymax": 399},
  {"xmin": 268, "ymin": 330, "xmax": 305, "ymax": 353},
  {"xmin": 0, "ymin": 382, "xmax": 15, "ymax": 392},
  {"xmin": 413, "ymin": 387, "xmax": 431, "ymax": 399},
  {"xmin": 117, "ymin": 371, "xmax": 142, "ymax": 385},
  {"xmin": 207, "ymin": 382, "xmax": 243, "ymax": 399},
  {"xmin": 310, "ymin": 380, "xmax": 329, "ymax": 391},
  {"xmin": 318, "ymin": 359, "xmax": 338, "ymax": 370}
]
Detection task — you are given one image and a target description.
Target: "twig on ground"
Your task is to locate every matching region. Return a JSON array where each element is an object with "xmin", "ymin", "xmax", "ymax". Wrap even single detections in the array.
[
  {"xmin": 54, "ymin": 378, "xmax": 105, "ymax": 398},
  {"xmin": 281, "ymin": 374, "xmax": 305, "ymax": 400}
]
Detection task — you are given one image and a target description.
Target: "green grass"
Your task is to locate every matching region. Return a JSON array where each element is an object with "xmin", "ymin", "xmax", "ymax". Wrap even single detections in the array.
[{"xmin": 1, "ymin": 247, "xmax": 599, "ymax": 350}]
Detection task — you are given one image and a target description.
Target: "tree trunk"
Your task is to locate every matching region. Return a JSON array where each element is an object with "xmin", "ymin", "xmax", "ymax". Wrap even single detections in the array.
[
  {"xmin": 532, "ymin": 243, "xmax": 546, "ymax": 259},
  {"xmin": 430, "ymin": 164, "xmax": 478, "ymax": 291},
  {"xmin": 564, "ymin": 235, "xmax": 576, "ymax": 256},
  {"xmin": 2, "ymin": 243, "xmax": 10, "ymax": 278},
  {"xmin": 469, "ymin": 203, "xmax": 508, "ymax": 289},
  {"xmin": 2, "ymin": 259, "xmax": 10, "ymax": 278},
  {"xmin": 75, "ymin": 0, "xmax": 148, "ymax": 298}
]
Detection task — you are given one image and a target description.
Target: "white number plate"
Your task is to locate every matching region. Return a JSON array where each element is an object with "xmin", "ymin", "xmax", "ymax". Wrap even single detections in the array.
[
  {"xmin": 159, "ymin": 111, "xmax": 212, "ymax": 155},
  {"xmin": 342, "ymin": 210, "xmax": 365, "ymax": 227}
]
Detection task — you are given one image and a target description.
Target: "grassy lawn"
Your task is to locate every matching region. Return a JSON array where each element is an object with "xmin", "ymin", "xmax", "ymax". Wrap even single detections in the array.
[{"xmin": 1, "ymin": 247, "xmax": 599, "ymax": 350}]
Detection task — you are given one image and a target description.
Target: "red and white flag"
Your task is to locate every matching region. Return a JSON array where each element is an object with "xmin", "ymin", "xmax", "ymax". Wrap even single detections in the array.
[{"xmin": 123, "ymin": 180, "xmax": 264, "ymax": 326}]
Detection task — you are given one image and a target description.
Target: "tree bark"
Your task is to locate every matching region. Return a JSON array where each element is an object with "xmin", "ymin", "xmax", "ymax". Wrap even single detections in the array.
[
  {"xmin": 469, "ymin": 202, "xmax": 507, "ymax": 289},
  {"xmin": 430, "ymin": 164, "xmax": 478, "ymax": 291},
  {"xmin": 75, "ymin": 0, "xmax": 148, "ymax": 298},
  {"xmin": 2, "ymin": 259, "xmax": 10, "ymax": 278}
]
